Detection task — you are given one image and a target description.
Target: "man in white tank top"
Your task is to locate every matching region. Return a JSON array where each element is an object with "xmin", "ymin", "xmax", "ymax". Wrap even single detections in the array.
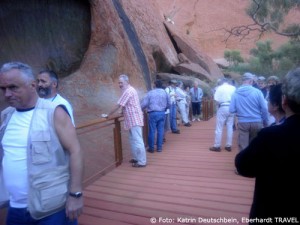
[{"xmin": 36, "ymin": 70, "xmax": 75, "ymax": 126}]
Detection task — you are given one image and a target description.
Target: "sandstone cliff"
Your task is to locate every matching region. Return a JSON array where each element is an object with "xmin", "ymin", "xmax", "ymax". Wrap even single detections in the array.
[{"xmin": 0, "ymin": 0, "xmax": 292, "ymax": 123}]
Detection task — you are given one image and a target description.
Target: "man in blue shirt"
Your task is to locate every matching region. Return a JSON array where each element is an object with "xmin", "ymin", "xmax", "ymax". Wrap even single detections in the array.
[
  {"xmin": 230, "ymin": 72, "xmax": 268, "ymax": 151},
  {"xmin": 190, "ymin": 81, "xmax": 203, "ymax": 122},
  {"xmin": 141, "ymin": 79, "xmax": 171, "ymax": 152}
]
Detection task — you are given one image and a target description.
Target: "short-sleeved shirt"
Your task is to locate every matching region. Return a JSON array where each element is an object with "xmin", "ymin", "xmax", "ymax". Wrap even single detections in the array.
[
  {"xmin": 117, "ymin": 85, "xmax": 144, "ymax": 130},
  {"xmin": 141, "ymin": 88, "xmax": 170, "ymax": 112},
  {"xmin": 214, "ymin": 83, "xmax": 236, "ymax": 104}
]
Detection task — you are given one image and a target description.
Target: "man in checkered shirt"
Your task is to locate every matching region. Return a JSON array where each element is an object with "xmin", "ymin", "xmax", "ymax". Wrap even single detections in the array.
[{"xmin": 108, "ymin": 74, "xmax": 147, "ymax": 167}]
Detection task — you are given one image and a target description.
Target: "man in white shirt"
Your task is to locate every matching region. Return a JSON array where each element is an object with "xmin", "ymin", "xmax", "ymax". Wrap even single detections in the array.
[
  {"xmin": 165, "ymin": 79, "xmax": 180, "ymax": 134},
  {"xmin": 36, "ymin": 70, "xmax": 75, "ymax": 125},
  {"xmin": 210, "ymin": 78, "xmax": 236, "ymax": 152},
  {"xmin": 176, "ymin": 81, "xmax": 191, "ymax": 127}
]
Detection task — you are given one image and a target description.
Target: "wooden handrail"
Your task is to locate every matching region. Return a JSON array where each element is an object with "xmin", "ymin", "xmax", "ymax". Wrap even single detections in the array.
[
  {"xmin": 76, "ymin": 113, "xmax": 149, "ymax": 181},
  {"xmin": 76, "ymin": 115, "xmax": 125, "ymax": 186},
  {"xmin": 76, "ymin": 115, "xmax": 122, "ymax": 129}
]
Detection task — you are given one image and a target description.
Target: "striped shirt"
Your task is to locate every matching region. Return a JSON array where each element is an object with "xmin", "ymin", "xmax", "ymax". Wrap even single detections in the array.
[{"xmin": 118, "ymin": 85, "xmax": 144, "ymax": 130}]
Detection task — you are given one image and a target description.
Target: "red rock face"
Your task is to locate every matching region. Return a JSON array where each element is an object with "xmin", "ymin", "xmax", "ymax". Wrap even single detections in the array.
[
  {"xmin": 60, "ymin": 0, "xmax": 227, "ymax": 121},
  {"xmin": 156, "ymin": 0, "xmax": 293, "ymax": 59},
  {"xmin": 60, "ymin": 0, "xmax": 180, "ymax": 121},
  {"xmin": 1, "ymin": 0, "xmax": 294, "ymax": 122}
]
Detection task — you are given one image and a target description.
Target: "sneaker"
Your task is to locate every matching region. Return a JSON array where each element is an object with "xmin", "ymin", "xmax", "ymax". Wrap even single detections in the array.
[
  {"xmin": 192, "ymin": 118, "xmax": 196, "ymax": 122},
  {"xmin": 225, "ymin": 146, "xmax": 232, "ymax": 152},
  {"xmin": 197, "ymin": 118, "xmax": 201, "ymax": 121},
  {"xmin": 129, "ymin": 159, "xmax": 138, "ymax": 163},
  {"xmin": 132, "ymin": 163, "xmax": 146, "ymax": 168},
  {"xmin": 172, "ymin": 130, "xmax": 180, "ymax": 134},
  {"xmin": 209, "ymin": 146, "xmax": 221, "ymax": 152},
  {"xmin": 184, "ymin": 123, "xmax": 191, "ymax": 127}
]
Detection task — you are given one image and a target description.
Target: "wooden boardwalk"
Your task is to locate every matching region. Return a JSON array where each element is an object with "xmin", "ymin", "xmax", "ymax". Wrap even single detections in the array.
[{"xmin": 78, "ymin": 117, "xmax": 254, "ymax": 225}]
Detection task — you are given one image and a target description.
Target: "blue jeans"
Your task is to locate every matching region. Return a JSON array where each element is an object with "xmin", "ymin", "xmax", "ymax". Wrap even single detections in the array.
[
  {"xmin": 148, "ymin": 111, "xmax": 165, "ymax": 151},
  {"xmin": 169, "ymin": 103, "xmax": 178, "ymax": 132},
  {"xmin": 6, "ymin": 207, "xmax": 77, "ymax": 225}
]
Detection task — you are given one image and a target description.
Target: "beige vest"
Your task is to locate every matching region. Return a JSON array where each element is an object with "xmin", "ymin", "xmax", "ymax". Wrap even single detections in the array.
[{"xmin": 0, "ymin": 98, "xmax": 70, "ymax": 219}]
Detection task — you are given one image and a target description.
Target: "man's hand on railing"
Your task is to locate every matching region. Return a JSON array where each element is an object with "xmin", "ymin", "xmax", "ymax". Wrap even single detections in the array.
[{"xmin": 101, "ymin": 113, "xmax": 108, "ymax": 119}]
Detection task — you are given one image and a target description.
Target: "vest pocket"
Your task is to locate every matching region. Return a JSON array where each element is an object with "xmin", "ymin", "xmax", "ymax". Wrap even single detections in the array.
[
  {"xmin": 39, "ymin": 180, "xmax": 68, "ymax": 210},
  {"xmin": 29, "ymin": 166, "xmax": 69, "ymax": 219},
  {"xmin": 31, "ymin": 131, "xmax": 51, "ymax": 164}
]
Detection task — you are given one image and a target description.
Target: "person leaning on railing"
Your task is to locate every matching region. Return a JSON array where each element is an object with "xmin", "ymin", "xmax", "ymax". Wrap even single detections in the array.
[{"xmin": 107, "ymin": 74, "xmax": 147, "ymax": 168}]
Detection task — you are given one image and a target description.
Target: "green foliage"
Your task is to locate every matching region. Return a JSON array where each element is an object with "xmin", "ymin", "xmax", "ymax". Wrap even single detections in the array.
[
  {"xmin": 224, "ymin": 50, "xmax": 244, "ymax": 66},
  {"xmin": 250, "ymin": 40, "xmax": 274, "ymax": 71},
  {"xmin": 247, "ymin": 0, "xmax": 299, "ymax": 25},
  {"xmin": 223, "ymin": 62, "xmax": 251, "ymax": 75},
  {"xmin": 276, "ymin": 40, "xmax": 300, "ymax": 64},
  {"xmin": 245, "ymin": 0, "xmax": 300, "ymax": 39},
  {"xmin": 224, "ymin": 39, "xmax": 300, "ymax": 79},
  {"xmin": 277, "ymin": 57, "xmax": 294, "ymax": 74}
]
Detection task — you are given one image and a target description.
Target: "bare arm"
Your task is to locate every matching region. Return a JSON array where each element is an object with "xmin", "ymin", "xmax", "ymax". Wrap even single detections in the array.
[{"xmin": 54, "ymin": 106, "xmax": 83, "ymax": 220}]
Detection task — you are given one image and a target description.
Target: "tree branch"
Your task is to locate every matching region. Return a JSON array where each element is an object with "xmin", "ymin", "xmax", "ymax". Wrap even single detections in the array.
[{"xmin": 223, "ymin": 0, "xmax": 300, "ymax": 43}]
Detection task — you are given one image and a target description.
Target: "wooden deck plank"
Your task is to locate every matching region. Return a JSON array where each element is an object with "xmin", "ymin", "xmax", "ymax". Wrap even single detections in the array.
[
  {"xmin": 84, "ymin": 186, "xmax": 251, "ymax": 213},
  {"xmin": 89, "ymin": 179, "xmax": 252, "ymax": 202},
  {"xmin": 83, "ymin": 198, "xmax": 194, "ymax": 223},
  {"xmin": 79, "ymin": 117, "xmax": 254, "ymax": 225}
]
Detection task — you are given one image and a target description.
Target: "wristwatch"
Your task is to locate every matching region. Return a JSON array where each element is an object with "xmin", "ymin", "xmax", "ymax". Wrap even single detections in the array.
[{"xmin": 69, "ymin": 191, "xmax": 83, "ymax": 198}]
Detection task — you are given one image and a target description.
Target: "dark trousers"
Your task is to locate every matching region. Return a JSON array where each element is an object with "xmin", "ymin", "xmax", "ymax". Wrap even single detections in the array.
[{"xmin": 191, "ymin": 102, "xmax": 201, "ymax": 116}]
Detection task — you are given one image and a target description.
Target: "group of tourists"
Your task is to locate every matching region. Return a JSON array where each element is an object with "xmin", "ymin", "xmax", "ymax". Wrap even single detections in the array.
[
  {"xmin": 210, "ymin": 72, "xmax": 284, "ymax": 153},
  {"xmin": 209, "ymin": 69, "xmax": 300, "ymax": 222},
  {"xmin": 1, "ymin": 60, "xmax": 300, "ymax": 224},
  {"xmin": 110, "ymin": 69, "xmax": 300, "ymax": 222},
  {"xmin": 107, "ymin": 75, "xmax": 204, "ymax": 167}
]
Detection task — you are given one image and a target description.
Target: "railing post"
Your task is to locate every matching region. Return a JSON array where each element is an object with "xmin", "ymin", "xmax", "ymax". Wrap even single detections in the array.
[
  {"xmin": 202, "ymin": 97, "xmax": 208, "ymax": 121},
  {"xmin": 209, "ymin": 98, "xmax": 214, "ymax": 119},
  {"xmin": 113, "ymin": 118, "xmax": 123, "ymax": 166},
  {"xmin": 143, "ymin": 112, "xmax": 148, "ymax": 148}
]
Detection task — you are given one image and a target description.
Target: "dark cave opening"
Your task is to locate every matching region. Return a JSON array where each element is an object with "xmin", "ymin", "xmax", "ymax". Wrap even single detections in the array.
[{"xmin": 0, "ymin": 0, "xmax": 91, "ymax": 77}]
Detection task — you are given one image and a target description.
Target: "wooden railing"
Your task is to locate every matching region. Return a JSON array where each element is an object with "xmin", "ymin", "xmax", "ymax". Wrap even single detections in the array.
[
  {"xmin": 202, "ymin": 97, "xmax": 215, "ymax": 121},
  {"xmin": 76, "ymin": 115, "xmax": 124, "ymax": 166},
  {"xmin": 76, "ymin": 100, "xmax": 214, "ymax": 164},
  {"xmin": 76, "ymin": 115, "xmax": 125, "ymax": 186},
  {"xmin": 76, "ymin": 114, "xmax": 149, "ymax": 186},
  {"xmin": 76, "ymin": 100, "xmax": 213, "ymax": 186}
]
